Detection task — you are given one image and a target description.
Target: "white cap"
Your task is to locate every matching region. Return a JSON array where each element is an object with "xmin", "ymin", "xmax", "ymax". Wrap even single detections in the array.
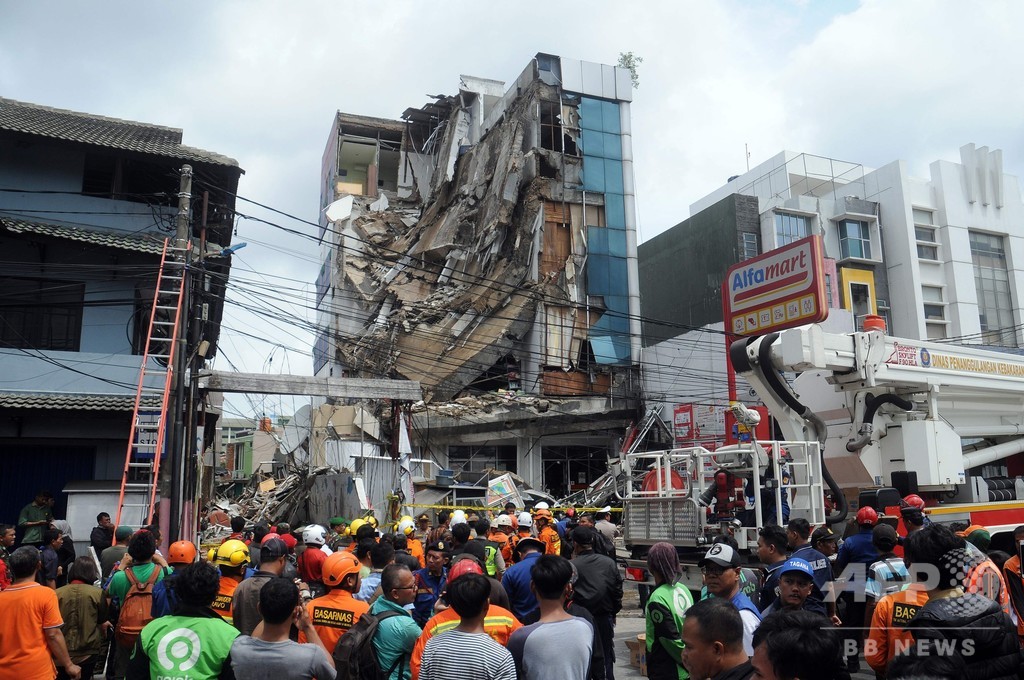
[{"xmin": 517, "ymin": 511, "xmax": 533, "ymax": 527}]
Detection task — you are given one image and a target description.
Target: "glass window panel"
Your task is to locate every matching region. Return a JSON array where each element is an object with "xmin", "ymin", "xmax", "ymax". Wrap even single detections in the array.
[
  {"xmin": 604, "ymin": 193, "xmax": 625, "ymax": 228},
  {"xmin": 581, "ymin": 128, "xmax": 604, "ymax": 158},
  {"xmin": 603, "ymin": 132, "xmax": 622, "ymax": 159},
  {"xmin": 915, "ymin": 226, "xmax": 936, "ymax": 242},
  {"xmin": 582, "ymin": 157, "xmax": 605, "ymax": 192},
  {"xmin": 580, "ymin": 98, "xmax": 603, "ymax": 131},
  {"xmin": 913, "ymin": 209, "xmax": 933, "ymax": 225},
  {"xmin": 924, "ymin": 304, "xmax": 945, "ymax": 320},
  {"xmin": 602, "ymin": 100, "xmax": 621, "ymax": 134},
  {"xmin": 917, "ymin": 244, "xmax": 938, "ymax": 260},
  {"xmin": 775, "ymin": 213, "xmax": 809, "ymax": 246},
  {"xmin": 587, "ymin": 254, "xmax": 611, "ymax": 294},
  {"xmin": 604, "ymin": 158, "xmax": 624, "ymax": 194},
  {"xmin": 926, "ymin": 323, "xmax": 946, "ymax": 340},
  {"xmin": 608, "ymin": 259, "xmax": 628, "ymax": 292},
  {"xmin": 588, "ymin": 226, "xmax": 608, "ymax": 254},
  {"xmin": 608, "ymin": 228, "xmax": 627, "ymax": 257},
  {"xmin": 921, "ymin": 286, "xmax": 943, "ymax": 302}
]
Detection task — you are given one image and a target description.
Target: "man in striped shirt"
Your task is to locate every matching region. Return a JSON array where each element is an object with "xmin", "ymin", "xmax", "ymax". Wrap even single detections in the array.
[{"xmin": 418, "ymin": 573, "xmax": 516, "ymax": 680}]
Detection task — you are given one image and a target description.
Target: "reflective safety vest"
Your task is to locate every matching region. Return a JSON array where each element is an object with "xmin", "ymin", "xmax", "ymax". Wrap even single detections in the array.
[{"xmin": 483, "ymin": 542, "xmax": 500, "ymax": 576}]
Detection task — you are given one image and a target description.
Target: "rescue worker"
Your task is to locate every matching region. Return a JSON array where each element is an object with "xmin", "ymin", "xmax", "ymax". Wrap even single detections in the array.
[
  {"xmin": 470, "ymin": 518, "xmax": 506, "ymax": 579},
  {"xmin": 297, "ymin": 524, "xmax": 331, "ymax": 598},
  {"xmin": 344, "ymin": 518, "xmax": 366, "ymax": 553},
  {"xmin": 1002, "ymin": 524, "xmax": 1024, "ymax": 643},
  {"xmin": 327, "ymin": 516, "xmax": 350, "ymax": 552},
  {"xmin": 865, "ymin": 550, "xmax": 931, "ymax": 677},
  {"xmin": 151, "ymin": 539, "xmax": 198, "ymax": 617},
  {"xmin": 506, "ymin": 513, "xmax": 534, "ymax": 565},
  {"xmin": 399, "ymin": 516, "xmax": 425, "ymax": 568},
  {"xmin": 412, "ymin": 542, "xmax": 447, "ymax": 626},
  {"xmin": 490, "ymin": 515, "xmax": 514, "ymax": 565},
  {"xmin": 208, "ymin": 539, "xmax": 249, "ymax": 625},
  {"xmin": 533, "ymin": 509, "xmax": 561, "ymax": 556},
  {"xmin": 834, "ymin": 506, "xmax": 880, "ymax": 674},
  {"xmin": 298, "ymin": 550, "xmax": 368, "ymax": 653}
]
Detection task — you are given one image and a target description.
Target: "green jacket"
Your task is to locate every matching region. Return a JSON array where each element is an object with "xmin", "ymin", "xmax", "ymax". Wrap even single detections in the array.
[
  {"xmin": 18, "ymin": 502, "xmax": 51, "ymax": 545},
  {"xmin": 370, "ymin": 596, "xmax": 422, "ymax": 680},
  {"xmin": 128, "ymin": 608, "xmax": 239, "ymax": 680},
  {"xmin": 646, "ymin": 581, "xmax": 693, "ymax": 680},
  {"xmin": 56, "ymin": 583, "xmax": 109, "ymax": 659}
]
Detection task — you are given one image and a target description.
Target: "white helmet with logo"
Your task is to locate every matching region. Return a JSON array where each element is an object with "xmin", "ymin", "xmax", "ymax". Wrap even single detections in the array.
[
  {"xmin": 302, "ymin": 524, "xmax": 327, "ymax": 546},
  {"xmin": 517, "ymin": 511, "xmax": 533, "ymax": 528},
  {"xmin": 495, "ymin": 514, "xmax": 513, "ymax": 528}
]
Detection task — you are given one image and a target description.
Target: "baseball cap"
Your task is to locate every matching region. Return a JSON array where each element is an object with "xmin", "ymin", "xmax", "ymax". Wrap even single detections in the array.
[
  {"xmin": 699, "ymin": 543, "xmax": 740, "ymax": 569},
  {"xmin": 779, "ymin": 558, "xmax": 814, "ymax": 579},
  {"xmin": 872, "ymin": 524, "xmax": 899, "ymax": 551},
  {"xmin": 810, "ymin": 526, "xmax": 836, "ymax": 545},
  {"xmin": 260, "ymin": 537, "xmax": 289, "ymax": 561},
  {"xmin": 115, "ymin": 525, "xmax": 134, "ymax": 540}
]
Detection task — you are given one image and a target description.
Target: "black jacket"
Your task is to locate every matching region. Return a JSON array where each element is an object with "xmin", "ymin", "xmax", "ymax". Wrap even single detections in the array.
[
  {"xmin": 571, "ymin": 551, "xmax": 623, "ymax": 616},
  {"xmin": 906, "ymin": 593, "xmax": 1024, "ymax": 680}
]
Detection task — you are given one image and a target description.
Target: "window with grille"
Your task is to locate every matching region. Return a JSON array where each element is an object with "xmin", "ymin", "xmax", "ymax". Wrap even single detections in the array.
[
  {"xmin": 775, "ymin": 213, "xmax": 810, "ymax": 246},
  {"xmin": 970, "ymin": 231, "xmax": 1016, "ymax": 347},
  {"xmin": 0, "ymin": 277, "xmax": 84, "ymax": 351}
]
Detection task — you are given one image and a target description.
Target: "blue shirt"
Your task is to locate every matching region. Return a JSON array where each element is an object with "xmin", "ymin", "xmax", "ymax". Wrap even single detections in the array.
[
  {"xmin": 502, "ymin": 551, "xmax": 542, "ymax": 622},
  {"xmin": 357, "ymin": 570, "xmax": 382, "ymax": 601},
  {"xmin": 412, "ymin": 567, "xmax": 446, "ymax": 626},
  {"xmin": 835, "ymin": 528, "xmax": 879, "ymax": 594}
]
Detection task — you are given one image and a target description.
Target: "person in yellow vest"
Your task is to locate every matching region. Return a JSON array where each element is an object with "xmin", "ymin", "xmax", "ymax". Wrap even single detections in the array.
[
  {"xmin": 208, "ymin": 539, "xmax": 249, "ymax": 625},
  {"xmin": 533, "ymin": 509, "xmax": 561, "ymax": 556},
  {"xmin": 399, "ymin": 516, "xmax": 426, "ymax": 568}
]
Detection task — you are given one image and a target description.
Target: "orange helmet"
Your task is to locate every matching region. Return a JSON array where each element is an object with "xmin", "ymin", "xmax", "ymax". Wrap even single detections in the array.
[
  {"xmin": 534, "ymin": 508, "xmax": 552, "ymax": 521},
  {"xmin": 901, "ymin": 494, "xmax": 925, "ymax": 510},
  {"xmin": 168, "ymin": 540, "xmax": 197, "ymax": 565},
  {"xmin": 323, "ymin": 551, "xmax": 362, "ymax": 587},
  {"xmin": 449, "ymin": 558, "xmax": 484, "ymax": 583}
]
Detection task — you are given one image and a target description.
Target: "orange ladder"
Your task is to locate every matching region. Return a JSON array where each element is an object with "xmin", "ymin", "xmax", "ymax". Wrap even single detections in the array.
[{"xmin": 114, "ymin": 239, "xmax": 188, "ymax": 531}]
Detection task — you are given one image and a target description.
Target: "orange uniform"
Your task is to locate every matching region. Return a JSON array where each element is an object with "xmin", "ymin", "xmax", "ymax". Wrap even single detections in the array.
[
  {"xmin": 211, "ymin": 575, "xmax": 241, "ymax": 624},
  {"xmin": 409, "ymin": 604, "xmax": 520, "ymax": 680},
  {"xmin": 865, "ymin": 587, "xmax": 930, "ymax": 675},
  {"xmin": 538, "ymin": 525, "xmax": 561, "ymax": 556},
  {"xmin": 966, "ymin": 558, "xmax": 1009, "ymax": 613},
  {"xmin": 298, "ymin": 589, "xmax": 369, "ymax": 652},
  {"xmin": 490, "ymin": 531, "xmax": 511, "ymax": 564},
  {"xmin": 0, "ymin": 582, "xmax": 64, "ymax": 680},
  {"xmin": 408, "ymin": 536, "xmax": 426, "ymax": 568},
  {"xmin": 1005, "ymin": 554, "xmax": 1024, "ymax": 640}
]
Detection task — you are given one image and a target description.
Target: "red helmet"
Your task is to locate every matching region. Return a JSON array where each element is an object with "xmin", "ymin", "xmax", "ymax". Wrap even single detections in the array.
[
  {"xmin": 901, "ymin": 494, "xmax": 925, "ymax": 510},
  {"xmin": 856, "ymin": 506, "xmax": 879, "ymax": 526},
  {"xmin": 448, "ymin": 558, "xmax": 483, "ymax": 583}
]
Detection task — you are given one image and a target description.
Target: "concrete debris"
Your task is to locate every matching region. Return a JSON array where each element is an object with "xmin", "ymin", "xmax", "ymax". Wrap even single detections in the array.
[
  {"xmin": 335, "ymin": 79, "xmax": 583, "ymax": 404},
  {"xmin": 411, "ymin": 392, "xmax": 552, "ymax": 419}
]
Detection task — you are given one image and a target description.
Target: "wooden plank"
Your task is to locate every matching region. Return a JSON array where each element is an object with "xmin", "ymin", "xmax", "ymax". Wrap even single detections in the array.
[{"xmin": 197, "ymin": 371, "xmax": 421, "ymax": 401}]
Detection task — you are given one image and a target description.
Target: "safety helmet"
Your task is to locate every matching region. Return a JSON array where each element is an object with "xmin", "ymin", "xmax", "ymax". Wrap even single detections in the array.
[
  {"xmin": 346, "ymin": 518, "xmax": 366, "ymax": 537},
  {"xmin": 534, "ymin": 501, "xmax": 550, "ymax": 510},
  {"xmin": 517, "ymin": 511, "xmax": 533, "ymax": 528},
  {"xmin": 495, "ymin": 514, "xmax": 513, "ymax": 528},
  {"xmin": 901, "ymin": 494, "xmax": 925, "ymax": 510},
  {"xmin": 398, "ymin": 517, "xmax": 415, "ymax": 536},
  {"xmin": 856, "ymin": 506, "xmax": 879, "ymax": 526},
  {"xmin": 450, "ymin": 509, "xmax": 468, "ymax": 526},
  {"xmin": 211, "ymin": 539, "xmax": 250, "ymax": 567},
  {"xmin": 261, "ymin": 532, "xmax": 282, "ymax": 545},
  {"xmin": 365, "ymin": 514, "xmax": 379, "ymax": 529},
  {"xmin": 302, "ymin": 524, "xmax": 328, "ymax": 546},
  {"xmin": 168, "ymin": 540, "xmax": 197, "ymax": 565},
  {"xmin": 449, "ymin": 558, "xmax": 484, "ymax": 583},
  {"xmin": 534, "ymin": 508, "xmax": 552, "ymax": 521},
  {"xmin": 322, "ymin": 551, "xmax": 362, "ymax": 587}
]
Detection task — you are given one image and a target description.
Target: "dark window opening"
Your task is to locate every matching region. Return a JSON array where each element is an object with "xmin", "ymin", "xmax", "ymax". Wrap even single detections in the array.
[
  {"xmin": 448, "ymin": 445, "xmax": 517, "ymax": 475},
  {"xmin": 470, "ymin": 354, "xmax": 521, "ymax": 393},
  {"xmin": 82, "ymin": 154, "xmax": 176, "ymax": 207},
  {"xmin": 0, "ymin": 277, "xmax": 84, "ymax": 351},
  {"xmin": 538, "ymin": 154, "xmax": 559, "ymax": 179},
  {"xmin": 539, "ymin": 101, "xmax": 579, "ymax": 156}
]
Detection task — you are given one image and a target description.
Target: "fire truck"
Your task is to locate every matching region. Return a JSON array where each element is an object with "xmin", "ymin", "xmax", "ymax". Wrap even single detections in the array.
[{"xmin": 620, "ymin": 319, "xmax": 1024, "ymax": 592}]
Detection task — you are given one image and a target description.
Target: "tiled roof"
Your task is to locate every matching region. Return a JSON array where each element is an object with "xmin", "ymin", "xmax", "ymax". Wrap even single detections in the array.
[
  {"xmin": 0, "ymin": 392, "xmax": 161, "ymax": 411},
  {"xmin": 0, "ymin": 97, "xmax": 240, "ymax": 167},
  {"xmin": 1, "ymin": 217, "xmax": 167, "ymax": 254}
]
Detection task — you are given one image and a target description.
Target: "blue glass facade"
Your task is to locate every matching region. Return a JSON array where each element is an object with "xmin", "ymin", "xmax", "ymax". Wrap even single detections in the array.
[{"xmin": 581, "ymin": 96, "xmax": 630, "ymax": 365}]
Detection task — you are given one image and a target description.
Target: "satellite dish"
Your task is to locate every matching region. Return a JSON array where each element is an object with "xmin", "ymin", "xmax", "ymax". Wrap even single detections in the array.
[{"xmin": 293, "ymin": 404, "xmax": 312, "ymax": 432}]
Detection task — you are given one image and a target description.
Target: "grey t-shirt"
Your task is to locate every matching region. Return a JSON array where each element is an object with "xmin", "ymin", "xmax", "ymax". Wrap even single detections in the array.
[
  {"xmin": 507, "ymin": 617, "xmax": 593, "ymax": 680},
  {"xmin": 229, "ymin": 636, "xmax": 336, "ymax": 680}
]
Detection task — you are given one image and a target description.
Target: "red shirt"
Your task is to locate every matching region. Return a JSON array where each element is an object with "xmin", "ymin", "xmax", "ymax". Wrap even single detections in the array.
[{"xmin": 298, "ymin": 546, "xmax": 328, "ymax": 583}]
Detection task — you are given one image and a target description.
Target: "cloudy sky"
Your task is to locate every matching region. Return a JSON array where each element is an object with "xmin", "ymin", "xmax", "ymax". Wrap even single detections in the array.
[{"xmin": 3, "ymin": 0, "xmax": 1022, "ymax": 418}]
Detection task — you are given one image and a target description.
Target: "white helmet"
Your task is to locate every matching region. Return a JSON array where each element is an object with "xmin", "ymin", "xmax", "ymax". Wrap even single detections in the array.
[
  {"xmin": 534, "ymin": 501, "xmax": 550, "ymax": 510},
  {"xmin": 517, "ymin": 511, "xmax": 533, "ymax": 528},
  {"xmin": 450, "ymin": 509, "xmax": 468, "ymax": 526},
  {"xmin": 495, "ymin": 514, "xmax": 513, "ymax": 528},
  {"xmin": 398, "ymin": 518, "xmax": 415, "ymax": 536},
  {"xmin": 302, "ymin": 524, "xmax": 327, "ymax": 546}
]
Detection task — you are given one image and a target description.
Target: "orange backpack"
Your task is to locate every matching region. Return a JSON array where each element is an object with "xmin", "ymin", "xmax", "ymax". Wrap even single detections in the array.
[{"xmin": 115, "ymin": 566, "xmax": 161, "ymax": 647}]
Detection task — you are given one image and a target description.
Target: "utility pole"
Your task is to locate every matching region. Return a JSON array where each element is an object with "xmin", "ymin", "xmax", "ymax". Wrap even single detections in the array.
[{"xmin": 167, "ymin": 165, "xmax": 192, "ymax": 543}]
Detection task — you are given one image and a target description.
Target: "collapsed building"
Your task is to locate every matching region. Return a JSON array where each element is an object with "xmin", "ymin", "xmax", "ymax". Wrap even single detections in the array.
[{"xmin": 312, "ymin": 54, "xmax": 644, "ymax": 499}]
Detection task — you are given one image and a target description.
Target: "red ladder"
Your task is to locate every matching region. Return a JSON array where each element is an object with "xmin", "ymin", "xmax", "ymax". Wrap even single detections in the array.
[{"xmin": 114, "ymin": 239, "xmax": 188, "ymax": 531}]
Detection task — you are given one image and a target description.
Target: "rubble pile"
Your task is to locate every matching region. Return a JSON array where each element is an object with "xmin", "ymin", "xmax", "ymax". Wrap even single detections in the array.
[{"xmin": 411, "ymin": 392, "xmax": 552, "ymax": 419}]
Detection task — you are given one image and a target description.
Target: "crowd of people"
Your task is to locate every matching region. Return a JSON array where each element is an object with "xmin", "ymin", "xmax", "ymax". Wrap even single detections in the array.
[{"xmin": 3, "ymin": 490, "xmax": 1024, "ymax": 680}]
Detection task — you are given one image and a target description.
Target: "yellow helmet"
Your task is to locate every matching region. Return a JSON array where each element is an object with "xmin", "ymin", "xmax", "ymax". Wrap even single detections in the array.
[
  {"xmin": 365, "ymin": 514, "xmax": 379, "ymax": 529},
  {"xmin": 347, "ymin": 518, "xmax": 366, "ymax": 536},
  {"xmin": 210, "ymin": 539, "xmax": 250, "ymax": 567}
]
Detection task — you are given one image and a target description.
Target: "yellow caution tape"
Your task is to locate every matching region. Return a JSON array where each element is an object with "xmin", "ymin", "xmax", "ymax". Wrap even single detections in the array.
[{"xmin": 402, "ymin": 503, "xmax": 622, "ymax": 513}]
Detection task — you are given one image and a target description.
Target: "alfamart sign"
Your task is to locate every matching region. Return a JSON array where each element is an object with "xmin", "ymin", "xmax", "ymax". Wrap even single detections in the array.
[{"xmin": 723, "ymin": 235, "xmax": 828, "ymax": 336}]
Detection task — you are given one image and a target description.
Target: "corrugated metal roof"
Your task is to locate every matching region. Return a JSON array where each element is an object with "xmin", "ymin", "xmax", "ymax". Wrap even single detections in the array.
[
  {"xmin": 1, "ymin": 217, "xmax": 167, "ymax": 254},
  {"xmin": 0, "ymin": 392, "xmax": 161, "ymax": 411},
  {"xmin": 0, "ymin": 97, "xmax": 240, "ymax": 167}
]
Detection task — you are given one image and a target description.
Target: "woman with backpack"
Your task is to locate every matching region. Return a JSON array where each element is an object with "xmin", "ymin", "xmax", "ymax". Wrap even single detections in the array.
[{"xmin": 56, "ymin": 557, "xmax": 110, "ymax": 680}]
